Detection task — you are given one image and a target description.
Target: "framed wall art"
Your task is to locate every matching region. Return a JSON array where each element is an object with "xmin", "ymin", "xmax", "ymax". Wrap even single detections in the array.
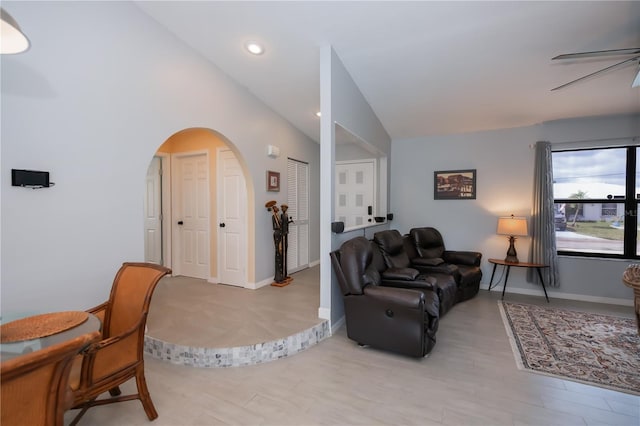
[
  {"xmin": 434, "ymin": 169, "xmax": 476, "ymax": 200},
  {"xmin": 267, "ymin": 170, "xmax": 280, "ymax": 192}
]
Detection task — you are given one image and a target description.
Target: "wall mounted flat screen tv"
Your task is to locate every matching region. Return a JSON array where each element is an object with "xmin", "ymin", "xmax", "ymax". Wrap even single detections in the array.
[{"xmin": 12, "ymin": 169, "xmax": 50, "ymax": 188}]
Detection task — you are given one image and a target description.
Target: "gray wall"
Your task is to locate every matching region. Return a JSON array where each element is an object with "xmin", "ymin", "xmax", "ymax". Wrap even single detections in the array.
[
  {"xmin": 391, "ymin": 113, "xmax": 640, "ymax": 304},
  {"xmin": 1, "ymin": 1, "xmax": 320, "ymax": 314}
]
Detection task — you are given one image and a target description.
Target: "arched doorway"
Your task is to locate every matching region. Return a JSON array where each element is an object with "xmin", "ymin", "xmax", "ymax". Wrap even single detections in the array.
[{"xmin": 143, "ymin": 128, "xmax": 251, "ymax": 286}]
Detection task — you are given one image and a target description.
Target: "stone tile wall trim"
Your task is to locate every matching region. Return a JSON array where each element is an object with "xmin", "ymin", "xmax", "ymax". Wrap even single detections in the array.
[{"xmin": 144, "ymin": 320, "xmax": 331, "ymax": 368}]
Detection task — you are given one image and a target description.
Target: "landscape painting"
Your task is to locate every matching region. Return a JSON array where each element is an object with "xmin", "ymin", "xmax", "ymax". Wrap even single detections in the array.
[{"xmin": 434, "ymin": 169, "xmax": 476, "ymax": 200}]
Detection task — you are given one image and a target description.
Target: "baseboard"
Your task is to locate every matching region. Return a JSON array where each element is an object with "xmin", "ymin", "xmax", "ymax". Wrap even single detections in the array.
[
  {"xmin": 331, "ymin": 315, "xmax": 345, "ymax": 333},
  {"xmin": 318, "ymin": 307, "xmax": 330, "ymax": 320},
  {"xmin": 309, "ymin": 259, "xmax": 320, "ymax": 267},
  {"xmin": 208, "ymin": 277, "xmax": 270, "ymax": 290},
  {"xmin": 246, "ymin": 277, "xmax": 272, "ymax": 290},
  {"xmin": 482, "ymin": 284, "xmax": 633, "ymax": 307}
]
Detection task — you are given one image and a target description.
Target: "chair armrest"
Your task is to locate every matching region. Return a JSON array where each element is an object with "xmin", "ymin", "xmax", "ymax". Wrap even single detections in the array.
[
  {"xmin": 77, "ymin": 320, "xmax": 144, "ymax": 387},
  {"xmin": 86, "ymin": 302, "xmax": 108, "ymax": 323},
  {"xmin": 443, "ymin": 250, "xmax": 482, "ymax": 266},
  {"xmin": 363, "ymin": 285, "xmax": 424, "ymax": 309},
  {"xmin": 84, "ymin": 313, "xmax": 146, "ymax": 353},
  {"xmin": 381, "ymin": 267, "xmax": 419, "ymax": 281}
]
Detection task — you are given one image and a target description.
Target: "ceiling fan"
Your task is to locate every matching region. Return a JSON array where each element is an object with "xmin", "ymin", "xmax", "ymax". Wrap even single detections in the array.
[{"xmin": 551, "ymin": 47, "xmax": 640, "ymax": 91}]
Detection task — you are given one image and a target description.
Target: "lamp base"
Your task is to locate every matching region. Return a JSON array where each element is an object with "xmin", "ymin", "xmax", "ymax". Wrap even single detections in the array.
[{"xmin": 504, "ymin": 236, "xmax": 519, "ymax": 263}]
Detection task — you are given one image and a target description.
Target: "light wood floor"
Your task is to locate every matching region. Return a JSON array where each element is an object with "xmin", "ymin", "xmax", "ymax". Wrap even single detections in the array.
[
  {"xmin": 66, "ymin": 268, "xmax": 639, "ymax": 425},
  {"xmin": 146, "ymin": 266, "xmax": 323, "ymax": 348}
]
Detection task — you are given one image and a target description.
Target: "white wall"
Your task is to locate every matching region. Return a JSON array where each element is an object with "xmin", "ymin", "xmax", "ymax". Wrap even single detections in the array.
[
  {"xmin": 320, "ymin": 46, "xmax": 391, "ymax": 325},
  {"xmin": 391, "ymin": 113, "xmax": 640, "ymax": 305},
  {"xmin": 0, "ymin": 1, "xmax": 319, "ymax": 314}
]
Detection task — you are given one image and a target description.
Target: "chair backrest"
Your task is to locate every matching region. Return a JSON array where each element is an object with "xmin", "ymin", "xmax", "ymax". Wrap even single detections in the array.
[
  {"xmin": 1, "ymin": 330, "xmax": 100, "ymax": 426},
  {"xmin": 331, "ymin": 237, "xmax": 378, "ymax": 296},
  {"xmin": 102, "ymin": 262, "xmax": 171, "ymax": 339},
  {"xmin": 410, "ymin": 227, "xmax": 445, "ymax": 258},
  {"xmin": 373, "ymin": 230, "xmax": 411, "ymax": 268}
]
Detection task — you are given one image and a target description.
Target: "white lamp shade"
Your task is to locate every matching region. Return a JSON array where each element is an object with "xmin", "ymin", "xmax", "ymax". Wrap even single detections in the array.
[
  {"xmin": 1, "ymin": 8, "xmax": 29, "ymax": 54},
  {"xmin": 497, "ymin": 216, "xmax": 528, "ymax": 236}
]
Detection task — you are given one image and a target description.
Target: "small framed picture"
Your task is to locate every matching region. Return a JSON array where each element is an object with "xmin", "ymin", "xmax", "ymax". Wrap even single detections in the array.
[
  {"xmin": 267, "ymin": 170, "xmax": 280, "ymax": 192},
  {"xmin": 434, "ymin": 169, "xmax": 476, "ymax": 200}
]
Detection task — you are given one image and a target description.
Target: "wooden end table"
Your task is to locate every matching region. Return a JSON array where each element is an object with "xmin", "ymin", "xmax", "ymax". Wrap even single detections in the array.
[{"xmin": 488, "ymin": 258, "xmax": 550, "ymax": 302}]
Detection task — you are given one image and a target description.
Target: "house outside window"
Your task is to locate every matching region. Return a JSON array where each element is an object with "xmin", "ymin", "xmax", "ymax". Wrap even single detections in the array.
[
  {"xmin": 601, "ymin": 203, "xmax": 619, "ymax": 217},
  {"xmin": 552, "ymin": 145, "xmax": 639, "ymax": 258}
]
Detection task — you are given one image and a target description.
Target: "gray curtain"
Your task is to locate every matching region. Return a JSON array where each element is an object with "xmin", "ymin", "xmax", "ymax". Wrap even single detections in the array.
[{"xmin": 528, "ymin": 141, "xmax": 560, "ymax": 287}]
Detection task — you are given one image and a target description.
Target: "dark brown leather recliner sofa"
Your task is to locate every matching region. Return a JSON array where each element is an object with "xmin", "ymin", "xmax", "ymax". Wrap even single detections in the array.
[
  {"xmin": 331, "ymin": 228, "xmax": 482, "ymax": 357},
  {"xmin": 373, "ymin": 229, "xmax": 459, "ymax": 316},
  {"xmin": 330, "ymin": 236, "xmax": 439, "ymax": 357}
]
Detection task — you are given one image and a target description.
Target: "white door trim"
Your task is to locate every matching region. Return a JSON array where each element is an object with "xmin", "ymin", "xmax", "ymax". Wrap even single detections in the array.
[{"xmin": 157, "ymin": 153, "xmax": 171, "ymax": 271}]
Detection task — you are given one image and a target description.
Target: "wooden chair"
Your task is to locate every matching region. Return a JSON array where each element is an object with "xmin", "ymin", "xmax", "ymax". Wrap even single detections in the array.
[
  {"xmin": 68, "ymin": 262, "xmax": 171, "ymax": 425},
  {"xmin": 1, "ymin": 330, "xmax": 101, "ymax": 426}
]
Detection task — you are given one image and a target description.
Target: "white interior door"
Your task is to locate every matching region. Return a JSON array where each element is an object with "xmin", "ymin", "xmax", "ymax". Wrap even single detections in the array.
[
  {"xmin": 144, "ymin": 156, "xmax": 162, "ymax": 264},
  {"xmin": 172, "ymin": 153, "xmax": 209, "ymax": 279},
  {"xmin": 287, "ymin": 158, "xmax": 309, "ymax": 273},
  {"xmin": 335, "ymin": 160, "xmax": 376, "ymax": 229},
  {"xmin": 217, "ymin": 149, "xmax": 247, "ymax": 287}
]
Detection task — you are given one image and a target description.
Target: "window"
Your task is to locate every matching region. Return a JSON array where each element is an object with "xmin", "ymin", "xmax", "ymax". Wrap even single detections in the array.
[{"xmin": 552, "ymin": 146, "xmax": 638, "ymax": 258}]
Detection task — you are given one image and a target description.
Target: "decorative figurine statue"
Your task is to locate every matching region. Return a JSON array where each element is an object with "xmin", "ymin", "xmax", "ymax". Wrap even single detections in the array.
[
  {"xmin": 280, "ymin": 204, "xmax": 293, "ymax": 280},
  {"xmin": 266, "ymin": 200, "xmax": 294, "ymax": 285},
  {"xmin": 266, "ymin": 200, "xmax": 285, "ymax": 283}
]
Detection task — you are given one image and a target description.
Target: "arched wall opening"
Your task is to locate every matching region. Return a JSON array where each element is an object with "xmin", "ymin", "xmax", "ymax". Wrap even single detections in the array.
[{"xmin": 143, "ymin": 127, "xmax": 256, "ymax": 284}]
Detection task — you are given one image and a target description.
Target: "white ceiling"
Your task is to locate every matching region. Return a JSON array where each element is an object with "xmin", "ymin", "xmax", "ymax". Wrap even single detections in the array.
[{"xmin": 136, "ymin": 1, "xmax": 640, "ymax": 143}]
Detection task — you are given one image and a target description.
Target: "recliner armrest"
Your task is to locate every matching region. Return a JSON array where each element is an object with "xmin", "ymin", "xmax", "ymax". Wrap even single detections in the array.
[
  {"xmin": 363, "ymin": 285, "xmax": 424, "ymax": 309},
  {"xmin": 443, "ymin": 250, "xmax": 482, "ymax": 266},
  {"xmin": 380, "ymin": 275, "xmax": 436, "ymax": 292},
  {"xmin": 412, "ymin": 257, "xmax": 445, "ymax": 267},
  {"xmin": 381, "ymin": 267, "xmax": 420, "ymax": 281}
]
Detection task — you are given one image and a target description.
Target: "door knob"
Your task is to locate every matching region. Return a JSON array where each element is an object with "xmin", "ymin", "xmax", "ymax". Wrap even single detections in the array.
[
  {"xmin": 177, "ymin": 221, "xmax": 184, "ymax": 225},
  {"xmin": 219, "ymin": 223, "xmax": 226, "ymax": 228}
]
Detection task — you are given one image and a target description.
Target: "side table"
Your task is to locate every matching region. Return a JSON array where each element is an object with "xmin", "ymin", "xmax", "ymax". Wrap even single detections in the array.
[{"xmin": 488, "ymin": 258, "xmax": 550, "ymax": 302}]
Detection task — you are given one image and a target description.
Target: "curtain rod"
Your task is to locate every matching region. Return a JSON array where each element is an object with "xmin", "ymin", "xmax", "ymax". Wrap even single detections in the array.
[{"xmin": 551, "ymin": 136, "xmax": 639, "ymax": 151}]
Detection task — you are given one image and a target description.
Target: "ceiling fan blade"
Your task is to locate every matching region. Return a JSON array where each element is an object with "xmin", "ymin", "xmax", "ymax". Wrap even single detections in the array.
[
  {"xmin": 633, "ymin": 69, "xmax": 640, "ymax": 88},
  {"xmin": 552, "ymin": 48, "xmax": 640, "ymax": 60},
  {"xmin": 551, "ymin": 56, "xmax": 640, "ymax": 91}
]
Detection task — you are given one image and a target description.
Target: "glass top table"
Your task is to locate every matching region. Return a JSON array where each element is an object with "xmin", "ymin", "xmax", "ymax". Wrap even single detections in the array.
[{"xmin": 0, "ymin": 312, "xmax": 101, "ymax": 362}]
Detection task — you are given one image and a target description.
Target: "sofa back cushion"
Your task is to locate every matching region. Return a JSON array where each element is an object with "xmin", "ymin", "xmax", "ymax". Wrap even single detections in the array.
[
  {"xmin": 373, "ymin": 230, "xmax": 411, "ymax": 269},
  {"xmin": 335, "ymin": 236, "xmax": 374, "ymax": 295},
  {"xmin": 410, "ymin": 227, "xmax": 445, "ymax": 259},
  {"xmin": 370, "ymin": 241, "xmax": 387, "ymax": 273}
]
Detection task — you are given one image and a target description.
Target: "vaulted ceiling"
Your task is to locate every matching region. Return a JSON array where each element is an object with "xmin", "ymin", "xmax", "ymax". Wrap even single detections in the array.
[{"xmin": 137, "ymin": 1, "xmax": 640, "ymax": 143}]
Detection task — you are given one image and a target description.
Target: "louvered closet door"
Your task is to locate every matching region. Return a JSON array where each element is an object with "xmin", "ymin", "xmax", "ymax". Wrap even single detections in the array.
[{"xmin": 287, "ymin": 158, "xmax": 309, "ymax": 273}]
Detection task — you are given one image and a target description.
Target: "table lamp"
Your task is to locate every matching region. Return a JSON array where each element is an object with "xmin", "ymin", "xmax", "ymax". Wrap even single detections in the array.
[{"xmin": 497, "ymin": 215, "xmax": 528, "ymax": 263}]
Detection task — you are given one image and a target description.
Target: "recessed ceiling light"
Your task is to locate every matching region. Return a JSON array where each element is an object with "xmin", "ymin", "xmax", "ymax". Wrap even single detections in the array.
[
  {"xmin": 315, "ymin": 111, "xmax": 321, "ymax": 117},
  {"xmin": 245, "ymin": 42, "xmax": 264, "ymax": 55}
]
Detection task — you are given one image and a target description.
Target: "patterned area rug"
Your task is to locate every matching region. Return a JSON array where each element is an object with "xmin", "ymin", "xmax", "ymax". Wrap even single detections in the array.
[{"xmin": 499, "ymin": 301, "xmax": 640, "ymax": 395}]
